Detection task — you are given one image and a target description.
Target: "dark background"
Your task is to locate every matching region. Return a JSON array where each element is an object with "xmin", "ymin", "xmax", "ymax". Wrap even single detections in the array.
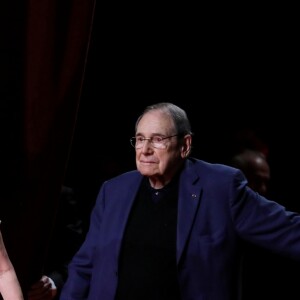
[{"xmin": 64, "ymin": 3, "xmax": 299, "ymax": 212}]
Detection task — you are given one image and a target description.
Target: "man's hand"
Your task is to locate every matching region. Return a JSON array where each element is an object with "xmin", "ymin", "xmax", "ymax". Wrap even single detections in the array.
[{"xmin": 28, "ymin": 275, "xmax": 57, "ymax": 300}]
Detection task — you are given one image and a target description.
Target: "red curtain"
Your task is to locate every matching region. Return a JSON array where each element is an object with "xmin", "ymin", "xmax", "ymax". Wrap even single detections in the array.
[{"xmin": 2, "ymin": 0, "xmax": 96, "ymax": 293}]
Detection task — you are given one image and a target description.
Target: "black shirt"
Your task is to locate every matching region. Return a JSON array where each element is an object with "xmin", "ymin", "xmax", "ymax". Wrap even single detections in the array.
[{"xmin": 115, "ymin": 176, "xmax": 181, "ymax": 300}]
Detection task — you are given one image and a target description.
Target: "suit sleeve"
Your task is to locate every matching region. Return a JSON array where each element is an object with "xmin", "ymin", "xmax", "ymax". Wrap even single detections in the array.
[{"xmin": 230, "ymin": 170, "xmax": 300, "ymax": 260}]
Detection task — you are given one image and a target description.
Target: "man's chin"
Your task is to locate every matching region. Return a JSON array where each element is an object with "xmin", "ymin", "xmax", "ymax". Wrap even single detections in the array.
[{"xmin": 138, "ymin": 167, "xmax": 156, "ymax": 177}]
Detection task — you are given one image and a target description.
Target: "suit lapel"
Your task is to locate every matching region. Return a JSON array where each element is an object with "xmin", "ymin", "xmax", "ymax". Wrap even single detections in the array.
[{"xmin": 176, "ymin": 162, "xmax": 202, "ymax": 264}]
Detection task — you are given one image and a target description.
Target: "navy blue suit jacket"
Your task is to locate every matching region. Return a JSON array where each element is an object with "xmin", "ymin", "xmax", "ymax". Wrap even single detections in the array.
[{"xmin": 60, "ymin": 158, "xmax": 300, "ymax": 300}]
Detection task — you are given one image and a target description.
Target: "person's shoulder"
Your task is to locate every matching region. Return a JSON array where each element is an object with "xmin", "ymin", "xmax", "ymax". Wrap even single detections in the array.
[
  {"xmin": 104, "ymin": 169, "xmax": 142, "ymax": 185},
  {"xmin": 188, "ymin": 157, "xmax": 240, "ymax": 175},
  {"xmin": 187, "ymin": 157, "xmax": 246, "ymax": 187},
  {"xmin": 99, "ymin": 170, "xmax": 143, "ymax": 197}
]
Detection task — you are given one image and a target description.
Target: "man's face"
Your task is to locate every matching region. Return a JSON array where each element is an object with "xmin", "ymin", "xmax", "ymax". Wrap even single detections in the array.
[
  {"xmin": 134, "ymin": 110, "xmax": 184, "ymax": 187},
  {"xmin": 248, "ymin": 156, "xmax": 270, "ymax": 196}
]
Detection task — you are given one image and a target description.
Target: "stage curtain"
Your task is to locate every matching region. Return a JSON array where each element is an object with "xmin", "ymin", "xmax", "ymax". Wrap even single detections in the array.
[{"xmin": 1, "ymin": 0, "xmax": 96, "ymax": 293}]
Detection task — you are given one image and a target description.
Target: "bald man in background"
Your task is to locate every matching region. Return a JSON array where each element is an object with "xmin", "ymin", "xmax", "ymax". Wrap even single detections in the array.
[{"xmin": 229, "ymin": 149, "xmax": 270, "ymax": 196}]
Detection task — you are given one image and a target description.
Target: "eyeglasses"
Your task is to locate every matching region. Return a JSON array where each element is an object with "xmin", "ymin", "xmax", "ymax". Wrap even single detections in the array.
[{"xmin": 130, "ymin": 134, "xmax": 179, "ymax": 149}]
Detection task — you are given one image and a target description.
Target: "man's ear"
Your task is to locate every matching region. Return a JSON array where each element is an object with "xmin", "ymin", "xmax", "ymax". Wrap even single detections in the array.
[{"xmin": 181, "ymin": 135, "xmax": 192, "ymax": 158}]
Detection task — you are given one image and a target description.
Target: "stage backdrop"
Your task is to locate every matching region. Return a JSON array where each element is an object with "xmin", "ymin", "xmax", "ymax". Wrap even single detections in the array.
[{"xmin": 1, "ymin": 0, "xmax": 96, "ymax": 293}]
